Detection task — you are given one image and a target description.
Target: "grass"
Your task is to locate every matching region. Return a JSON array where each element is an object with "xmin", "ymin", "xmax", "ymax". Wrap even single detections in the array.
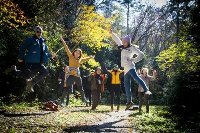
[
  {"xmin": 0, "ymin": 98, "xmax": 114, "ymax": 132},
  {"xmin": 0, "ymin": 97, "xmax": 188, "ymax": 133},
  {"xmin": 129, "ymin": 105, "xmax": 185, "ymax": 133}
]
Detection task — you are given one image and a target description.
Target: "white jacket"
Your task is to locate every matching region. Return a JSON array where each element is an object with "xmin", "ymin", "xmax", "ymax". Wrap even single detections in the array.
[{"xmin": 111, "ymin": 32, "xmax": 144, "ymax": 74}]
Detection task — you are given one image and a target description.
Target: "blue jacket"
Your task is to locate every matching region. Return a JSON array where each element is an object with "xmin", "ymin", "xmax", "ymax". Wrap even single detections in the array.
[{"xmin": 19, "ymin": 35, "xmax": 52, "ymax": 64}]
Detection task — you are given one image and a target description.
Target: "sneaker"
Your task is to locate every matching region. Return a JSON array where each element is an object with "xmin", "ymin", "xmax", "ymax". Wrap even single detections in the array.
[
  {"xmin": 11, "ymin": 65, "xmax": 17, "ymax": 71},
  {"xmin": 26, "ymin": 79, "xmax": 34, "ymax": 92},
  {"xmin": 145, "ymin": 90, "xmax": 152, "ymax": 95},
  {"xmin": 125, "ymin": 102, "xmax": 134, "ymax": 110}
]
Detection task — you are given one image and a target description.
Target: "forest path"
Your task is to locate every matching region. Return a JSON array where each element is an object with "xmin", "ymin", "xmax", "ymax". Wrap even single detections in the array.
[{"xmin": 64, "ymin": 109, "xmax": 135, "ymax": 132}]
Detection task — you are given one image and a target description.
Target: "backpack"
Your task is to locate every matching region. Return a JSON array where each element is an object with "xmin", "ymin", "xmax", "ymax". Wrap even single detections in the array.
[{"xmin": 42, "ymin": 101, "xmax": 58, "ymax": 111}]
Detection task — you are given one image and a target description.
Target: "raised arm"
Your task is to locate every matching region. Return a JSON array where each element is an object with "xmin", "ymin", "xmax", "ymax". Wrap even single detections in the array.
[
  {"xmin": 148, "ymin": 70, "xmax": 157, "ymax": 81},
  {"xmin": 110, "ymin": 30, "xmax": 123, "ymax": 46},
  {"xmin": 80, "ymin": 55, "xmax": 94, "ymax": 64},
  {"xmin": 99, "ymin": 61, "xmax": 109, "ymax": 74},
  {"xmin": 60, "ymin": 36, "xmax": 72, "ymax": 56}
]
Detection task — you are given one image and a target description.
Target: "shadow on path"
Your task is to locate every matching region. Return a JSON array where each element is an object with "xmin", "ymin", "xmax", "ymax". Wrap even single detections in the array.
[
  {"xmin": 64, "ymin": 119, "xmax": 132, "ymax": 132},
  {"xmin": 63, "ymin": 110, "xmax": 133, "ymax": 132}
]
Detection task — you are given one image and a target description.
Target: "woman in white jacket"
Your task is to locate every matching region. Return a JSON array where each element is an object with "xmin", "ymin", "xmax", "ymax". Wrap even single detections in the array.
[{"xmin": 111, "ymin": 30, "xmax": 152, "ymax": 110}]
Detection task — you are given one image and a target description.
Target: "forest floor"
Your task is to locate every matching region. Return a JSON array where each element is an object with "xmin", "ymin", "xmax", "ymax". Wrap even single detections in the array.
[{"xmin": 0, "ymin": 104, "xmax": 136, "ymax": 133}]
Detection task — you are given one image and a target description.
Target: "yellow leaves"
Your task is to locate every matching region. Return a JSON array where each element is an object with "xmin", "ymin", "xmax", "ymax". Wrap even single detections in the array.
[
  {"xmin": 71, "ymin": 5, "xmax": 113, "ymax": 51},
  {"xmin": 81, "ymin": 53, "xmax": 99, "ymax": 69},
  {"xmin": 0, "ymin": 0, "xmax": 27, "ymax": 29}
]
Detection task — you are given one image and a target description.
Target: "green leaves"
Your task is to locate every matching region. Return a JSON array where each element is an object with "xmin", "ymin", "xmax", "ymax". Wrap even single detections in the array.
[{"xmin": 156, "ymin": 41, "xmax": 200, "ymax": 77}]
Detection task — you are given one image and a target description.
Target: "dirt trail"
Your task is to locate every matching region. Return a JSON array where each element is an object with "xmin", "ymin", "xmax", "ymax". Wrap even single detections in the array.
[{"xmin": 64, "ymin": 110, "xmax": 135, "ymax": 132}]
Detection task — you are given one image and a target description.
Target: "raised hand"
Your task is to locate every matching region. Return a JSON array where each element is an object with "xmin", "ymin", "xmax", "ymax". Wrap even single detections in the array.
[
  {"xmin": 60, "ymin": 36, "xmax": 66, "ymax": 45},
  {"xmin": 51, "ymin": 52, "xmax": 56, "ymax": 59},
  {"xmin": 153, "ymin": 70, "xmax": 157, "ymax": 76}
]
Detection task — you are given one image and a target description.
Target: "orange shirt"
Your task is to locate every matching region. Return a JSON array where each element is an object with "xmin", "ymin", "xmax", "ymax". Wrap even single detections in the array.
[{"xmin": 63, "ymin": 44, "xmax": 92, "ymax": 76}]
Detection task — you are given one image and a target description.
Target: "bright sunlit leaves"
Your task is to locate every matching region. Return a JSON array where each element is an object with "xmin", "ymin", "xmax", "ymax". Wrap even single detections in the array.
[
  {"xmin": 0, "ymin": 0, "xmax": 27, "ymax": 29},
  {"xmin": 156, "ymin": 41, "xmax": 200, "ymax": 76},
  {"xmin": 72, "ymin": 5, "xmax": 113, "ymax": 50}
]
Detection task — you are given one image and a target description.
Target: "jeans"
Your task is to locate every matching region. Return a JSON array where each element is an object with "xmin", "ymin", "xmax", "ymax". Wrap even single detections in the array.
[
  {"xmin": 124, "ymin": 68, "xmax": 148, "ymax": 103},
  {"xmin": 66, "ymin": 75, "xmax": 88, "ymax": 102},
  {"xmin": 16, "ymin": 63, "xmax": 48, "ymax": 86},
  {"xmin": 60, "ymin": 86, "xmax": 72, "ymax": 106}
]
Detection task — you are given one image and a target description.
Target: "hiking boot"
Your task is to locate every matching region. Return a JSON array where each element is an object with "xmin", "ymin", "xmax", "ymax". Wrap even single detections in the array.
[
  {"xmin": 145, "ymin": 90, "xmax": 152, "ymax": 95},
  {"xmin": 125, "ymin": 102, "xmax": 134, "ymax": 110},
  {"xmin": 26, "ymin": 79, "xmax": 34, "ymax": 92}
]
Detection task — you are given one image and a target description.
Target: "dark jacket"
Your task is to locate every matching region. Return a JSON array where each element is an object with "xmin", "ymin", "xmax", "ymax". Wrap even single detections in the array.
[
  {"xmin": 88, "ymin": 73, "xmax": 106, "ymax": 92},
  {"xmin": 19, "ymin": 36, "xmax": 52, "ymax": 64}
]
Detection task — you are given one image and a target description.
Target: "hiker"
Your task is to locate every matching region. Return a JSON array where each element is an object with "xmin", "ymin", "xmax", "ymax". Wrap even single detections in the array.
[
  {"xmin": 88, "ymin": 67, "xmax": 107, "ymax": 110},
  {"xmin": 138, "ymin": 68, "xmax": 156, "ymax": 113},
  {"xmin": 110, "ymin": 30, "xmax": 152, "ymax": 110},
  {"xmin": 101, "ymin": 63, "xmax": 123, "ymax": 111},
  {"xmin": 60, "ymin": 36, "xmax": 94, "ymax": 104},
  {"xmin": 58, "ymin": 65, "xmax": 72, "ymax": 106},
  {"xmin": 14, "ymin": 26, "xmax": 55, "ymax": 92}
]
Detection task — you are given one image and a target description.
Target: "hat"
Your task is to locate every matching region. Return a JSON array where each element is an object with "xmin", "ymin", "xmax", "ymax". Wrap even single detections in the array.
[
  {"xmin": 122, "ymin": 35, "xmax": 131, "ymax": 44},
  {"xmin": 34, "ymin": 26, "xmax": 43, "ymax": 32},
  {"xmin": 113, "ymin": 64, "xmax": 119, "ymax": 70}
]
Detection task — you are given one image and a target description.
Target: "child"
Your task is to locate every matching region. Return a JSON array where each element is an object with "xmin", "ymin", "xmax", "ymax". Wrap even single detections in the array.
[
  {"xmin": 88, "ymin": 67, "xmax": 107, "ymax": 110},
  {"xmin": 138, "ymin": 68, "xmax": 156, "ymax": 113},
  {"xmin": 101, "ymin": 63, "xmax": 123, "ymax": 111},
  {"xmin": 59, "ymin": 66, "xmax": 72, "ymax": 106},
  {"xmin": 110, "ymin": 30, "xmax": 152, "ymax": 110},
  {"xmin": 60, "ymin": 36, "xmax": 94, "ymax": 104}
]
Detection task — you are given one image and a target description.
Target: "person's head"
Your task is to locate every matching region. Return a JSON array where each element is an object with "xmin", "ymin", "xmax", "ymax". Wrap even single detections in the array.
[
  {"xmin": 122, "ymin": 35, "xmax": 131, "ymax": 48},
  {"xmin": 72, "ymin": 48, "xmax": 82, "ymax": 59},
  {"xmin": 141, "ymin": 68, "xmax": 148, "ymax": 76},
  {"xmin": 64, "ymin": 65, "xmax": 69, "ymax": 73},
  {"xmin": 113, "ymin": 64, "xmax": 119, "ymax": 71},
  {"xmin": 95, "ymin": 67, "xmax": 102, "ymax": 75},
  {"xmin": 34, "ymin": 26, "xmax": 43, "ymax": 38}
]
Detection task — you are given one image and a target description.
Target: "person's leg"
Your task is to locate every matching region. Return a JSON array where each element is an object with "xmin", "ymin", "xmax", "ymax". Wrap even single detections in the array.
[
  {"xmin": 22, "ymin": 64, "xmax": 38, "ymax": 92},
  {"xmin": 96, "ymin": 87, "xmax": 101, "ymax": 108},
  {"xmin": 124, "ymin": 72, "xmax": 134, "ymax": 110},
  {"xmin": 74, "ymin": 76, "xmax": 88, "ymax": 103},
  {"xmin": 129, "ymin": 69, "xmax": 149, "ymax": 92},
  {"xmin": 60, "ymin": 87, "xmax": 67, "ymax": 106},
  {"xmin": 110, "ymin": 85, "xmax": 114, "ymax": 111},
  {"xmin": 138, "ymin": 92, "xmax": 143, "ymax": 113},
  {"xmin": 65, "ymin": 87, "xmax": 70, "ymax": 106},
  {"xmin": 115, "ymin": 84, "xmax": 121, "ymax": 110},
  {"xmin": 32, "ymin": 64, "xmax": 48, "ymax": 86},
  {"xmin": 144, "ymin": 94, "xmax": 150, "ymax": 113},
  {"xmin": 124, "ymin": 72, "xmax": 133, "ymax": 103},
  {"xmin": 88, "ymin": 89, "xmax": 92, "ymax": 106},
  {"xmin": 91, "ymin": 90, "xmax": 98, "ymax": 110}
]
